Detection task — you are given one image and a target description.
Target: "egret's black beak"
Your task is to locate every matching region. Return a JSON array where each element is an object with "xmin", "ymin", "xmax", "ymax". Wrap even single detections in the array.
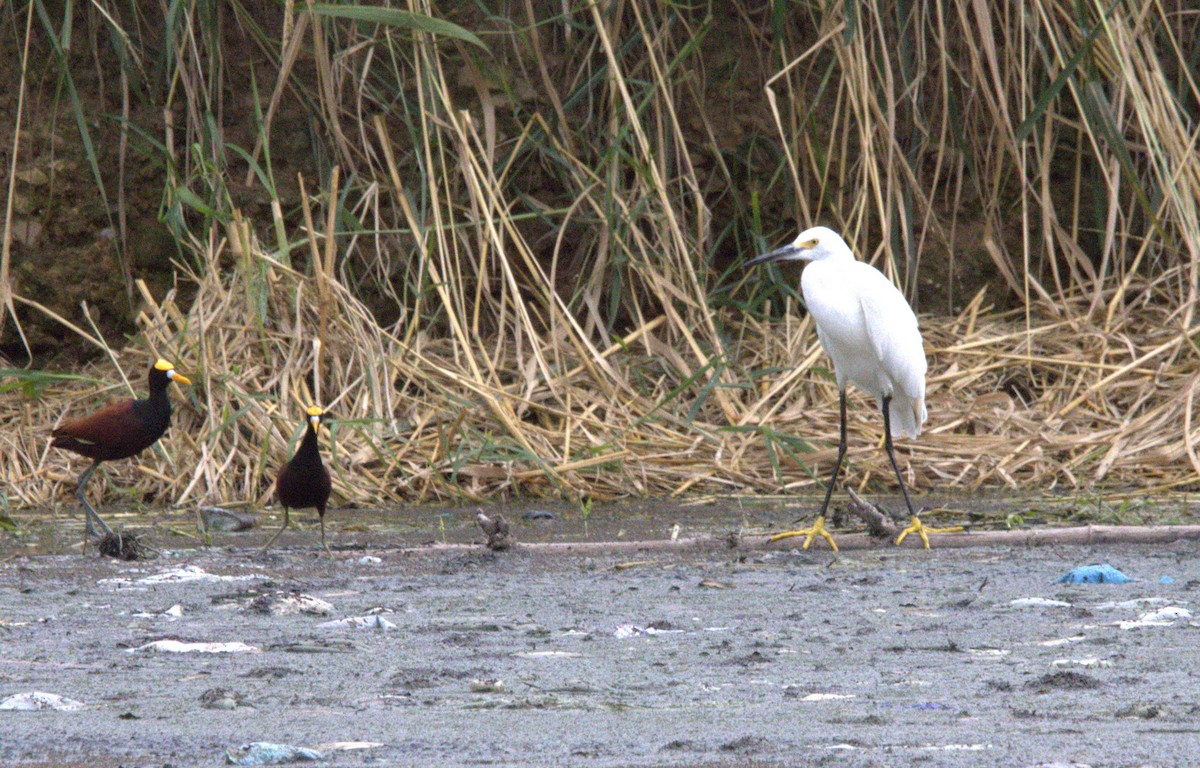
[{"xmin": 744, "ymin": 244, "xmax": 801, "ymax": 269}]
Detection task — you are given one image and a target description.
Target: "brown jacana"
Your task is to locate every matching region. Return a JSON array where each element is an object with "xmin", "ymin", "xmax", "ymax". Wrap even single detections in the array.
[
  {"xmin": 258, "ymin": 405, "xmax": 332, "ymax": 557},
  {"xmin": 51, "ymin": 358, "xmax": 192, "ymax": 537}
]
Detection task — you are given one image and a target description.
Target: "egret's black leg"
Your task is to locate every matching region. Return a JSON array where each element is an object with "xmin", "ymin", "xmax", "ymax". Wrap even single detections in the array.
[
  {"xmin": 818, "ymin": 389, "xmax": 849, "ymax": 516},
  {"xmin": 883, "ymin": 396, "xmax": 959, "ymax": 547},
  {"xmin": 880, "ymin": 395, "xmax": 916, "ymax": 517},
  {"xmin": 76, "ymin": 461, "xmax": 113, "ymax": 538},
  {"xmin": 768, "ymin": 389, "xmax": 847, "ymax": 551}
]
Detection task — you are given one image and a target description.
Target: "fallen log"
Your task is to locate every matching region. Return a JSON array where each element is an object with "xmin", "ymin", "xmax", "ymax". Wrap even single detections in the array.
[{"xmin": 383, "ymin": 522, "xmax": 1200, "ymax": 557}]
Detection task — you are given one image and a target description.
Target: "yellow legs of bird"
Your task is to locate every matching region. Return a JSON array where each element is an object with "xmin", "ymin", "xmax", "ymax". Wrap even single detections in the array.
[
  {"xmin": 770, "ymin": 392, "xmax": 960, "ymax": 551},
  {"xmin": 880, "ymin": 394, "xmax": 961, "ymax": 547},
  {"xmin": 769, "ymin": 391, "xmax": 849, "ymax": 552}
]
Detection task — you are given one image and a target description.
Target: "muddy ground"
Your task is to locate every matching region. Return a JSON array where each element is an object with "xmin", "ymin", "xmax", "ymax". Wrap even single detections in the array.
[{"xmin": 1, "ymin": 498, "xmax": 1199, "ymax": 767}]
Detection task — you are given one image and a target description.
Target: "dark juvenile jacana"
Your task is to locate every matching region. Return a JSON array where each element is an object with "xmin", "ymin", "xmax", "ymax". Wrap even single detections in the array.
[
  {"xmin": 258, "ymin": 405, "xmax": 332, "ymax": 557},
  {"xmin": 51, "ymin": 358, "xmax": 192, "ymax": 537}
]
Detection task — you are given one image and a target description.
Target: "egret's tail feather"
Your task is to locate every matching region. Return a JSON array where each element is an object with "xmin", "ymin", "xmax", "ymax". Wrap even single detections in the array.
[{"xmin": 888, "ymin": 394, "xmax": 926, "ymax": 439}]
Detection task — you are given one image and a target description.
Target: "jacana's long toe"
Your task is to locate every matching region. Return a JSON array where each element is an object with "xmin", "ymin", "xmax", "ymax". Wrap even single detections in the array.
[{"xmin": 768, "ymin": 516, "xmax": 840, "ymax": 552}]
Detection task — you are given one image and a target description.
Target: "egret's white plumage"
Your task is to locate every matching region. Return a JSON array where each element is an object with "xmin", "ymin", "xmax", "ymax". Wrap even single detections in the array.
[
  {"xmin": 788, "ymin": 227, "xmax": 926, "ymax": 438},
  {"xmin": 748, "ymin": 226, "xmax": 949, "ymax": 549}
]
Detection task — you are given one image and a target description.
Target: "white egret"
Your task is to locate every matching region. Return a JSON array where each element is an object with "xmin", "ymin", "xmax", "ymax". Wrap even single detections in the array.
[{"xmin": 746, "ymin": 226, "xmax": 952, "ymax": 549}]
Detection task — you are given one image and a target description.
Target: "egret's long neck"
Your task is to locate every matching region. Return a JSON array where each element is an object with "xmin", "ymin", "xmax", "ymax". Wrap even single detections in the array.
[{"xmin": 821, "ymin": 244, "xmax": 856, "ymax": 263}]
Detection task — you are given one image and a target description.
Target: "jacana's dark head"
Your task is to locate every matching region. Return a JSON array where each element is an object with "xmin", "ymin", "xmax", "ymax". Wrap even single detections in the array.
[{"xmin": 148, "ymin": 358, "xmax": 192, "ymax": 393}]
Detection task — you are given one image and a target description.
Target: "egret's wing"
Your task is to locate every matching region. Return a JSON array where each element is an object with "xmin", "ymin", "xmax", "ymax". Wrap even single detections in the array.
[
  {"xmin": 799, "ymin": 265, "xmax": 858, "ymax": 389},
  {"xmin": 855, "ymin": 265, "xmax": 926, "ymax": 402}
]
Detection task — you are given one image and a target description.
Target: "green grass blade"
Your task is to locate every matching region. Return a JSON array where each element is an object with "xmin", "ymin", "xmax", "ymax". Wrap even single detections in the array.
[{"xmin": 305, "ymin": 4, "xmax": 487, "ymax": 49}]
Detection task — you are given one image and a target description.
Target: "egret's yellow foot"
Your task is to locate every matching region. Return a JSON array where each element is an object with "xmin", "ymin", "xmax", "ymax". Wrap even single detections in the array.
[
  {"xmin": 895, "ymin": 515, "xmax": 963, "ymax": 548},
  {"xmin": 768, "ymin": 516, "xmax": 839, "ymax": 552}
]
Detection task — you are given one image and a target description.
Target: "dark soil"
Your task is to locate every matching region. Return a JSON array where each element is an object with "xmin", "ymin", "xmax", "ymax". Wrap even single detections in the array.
[
  {"xmin": 0, "ymin": 5, "xmax": 1012, "ymax": 368},
  {"xmin": 1, "ymin": 499, "xmax": 1197, "ymax": 766}
]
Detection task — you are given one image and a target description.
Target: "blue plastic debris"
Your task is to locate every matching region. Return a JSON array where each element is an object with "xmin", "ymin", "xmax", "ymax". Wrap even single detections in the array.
[
  {"xmin": 1159, "ymin": 576, "xmax": 1175, "ymax": 584},
  {"xmin": 1055, "ymin": 564, "xmax": 1132, "ymax": 584}
]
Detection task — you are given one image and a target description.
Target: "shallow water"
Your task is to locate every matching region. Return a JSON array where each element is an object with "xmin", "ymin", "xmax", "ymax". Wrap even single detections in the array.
[{"xmin": 13, "ymin": 488, "xmax": 1183, "ymax": 556}]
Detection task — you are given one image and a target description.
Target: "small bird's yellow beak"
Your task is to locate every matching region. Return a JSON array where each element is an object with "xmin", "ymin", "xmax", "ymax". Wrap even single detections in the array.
[{"xmin": 170, "ymin": 370, "xmax": 192, "ymax": 387}]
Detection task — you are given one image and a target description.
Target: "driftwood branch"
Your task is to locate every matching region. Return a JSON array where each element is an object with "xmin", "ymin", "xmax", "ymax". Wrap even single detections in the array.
[
  {"xmin": 394, "ymin": 523, "xmax": 1200, "ymax": 557},
  {"xmin": 843, "ymin": 487, "xmax": 899, "ymax": 539}
]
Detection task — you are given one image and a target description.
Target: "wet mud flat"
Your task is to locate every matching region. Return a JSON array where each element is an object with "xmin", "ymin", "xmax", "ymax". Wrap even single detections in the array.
[{"xmin": 2, "ymin": 505, "xmax": 1199, "ymax": 767}]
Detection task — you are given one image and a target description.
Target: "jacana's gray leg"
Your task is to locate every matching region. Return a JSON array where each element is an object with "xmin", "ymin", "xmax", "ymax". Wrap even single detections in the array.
[
  {"xmin": 319, "ymin": 509, "xmax": 332, "ymax": 558},
  {"xmin": 76, "ymin": 462, "xmax": 113, "ymax": 538},
  {"xmin": 256, "ymin": 507, "xmax": 290, "ymax": 557}
]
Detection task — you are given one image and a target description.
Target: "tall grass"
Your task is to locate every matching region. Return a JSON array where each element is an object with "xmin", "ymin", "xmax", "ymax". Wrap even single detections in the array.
[{"xmin": 2, "ymin": 0, "xmax": 1198, "ymax": 512}]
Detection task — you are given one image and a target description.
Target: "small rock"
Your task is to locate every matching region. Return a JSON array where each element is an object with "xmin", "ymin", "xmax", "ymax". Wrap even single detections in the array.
[
  {"xmin": 225, "ymin": 742, "xmax": 324, "ymax": 765},
  {"xmin": 1025, "ymin": 671, "xmax": 1102, "ymax": 692},
  {"xmin": 797, "ymin": 692, "xmax": 856, "ymax": 701},
  {"xmin": 315, "ymin": 741, "xmax": 384, "ymax": 752},
  {"xmin": 317, "ymin": 615, "xmax": 397, "ymax": 631},
  {"xmin": 270, "ymin": 639, "xmax": 356, "ymax": 653},
  {"xmin": 1051, "ymin": 658, "xmax": 1111, "ymax": 669},
  {"xmin": 0, "ymin": 692, "xmax": 85, "ymax": 712},
  {"xmin": 200, "ymin": 688, "xmax": 253, "ymax": 710},
  {"xmin": 102, "ymin": 565, "xmax": 262, "ymax": 586},
  {"xmin": 132, "ymin": 604, "xmax": 184, "ymax": 621},
  {"xmin": 476, "ymin": 511, "xmax": 513, "ymax": 551},
  {"xmin": 126, "ymin": 640, "xmax": 260, "ymax": 654},
  {"xmin": 470, "ymin": 679, "xmax": 505, "ymax": 693},
  {"xmin": 98, "ymin": 532, "xmax": 148, "ymax": 561},
  {"xmin": 719, "ymin": 735, "xmax": 764, "ymax": 753},
  {"xmin": 1010, "ymin": 597, "xmax": 1072, "ymax": 608},
  {"xmin": 247, "ymin": 592, "xmax": 333, "ymax": 616},
  {"xmin": 200, "ymin": 507, "xmax": 256, "ymax": 532}
]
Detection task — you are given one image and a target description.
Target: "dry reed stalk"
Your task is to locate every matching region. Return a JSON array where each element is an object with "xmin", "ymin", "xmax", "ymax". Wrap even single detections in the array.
[
  {"xmin": 8, "ymin": 236, "xmax": 1197, "ymax": 514},
  {"xmin": 5, "ymin": 1, "xmax": 1199, "ymax": 517}
]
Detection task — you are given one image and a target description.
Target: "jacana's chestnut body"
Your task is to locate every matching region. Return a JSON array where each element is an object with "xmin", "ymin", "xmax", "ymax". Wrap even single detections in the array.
[{"xmin": 51, "ymin": 359, "xmax": 191, "ymax": 539}]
